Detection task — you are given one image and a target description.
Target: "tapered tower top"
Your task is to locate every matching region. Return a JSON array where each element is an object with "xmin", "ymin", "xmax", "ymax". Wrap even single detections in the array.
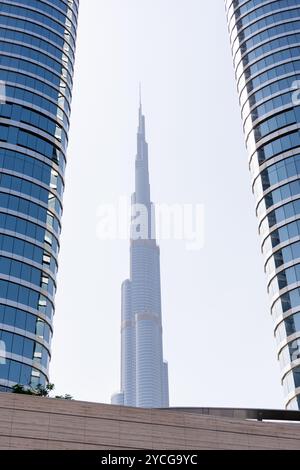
[
  {"xmin": 135, "ymin": 90, "xmax": 150, "ymax": 204},
  {"xmin": 137, "ymin": 85, "xmax": 146, "ymax": 158}
]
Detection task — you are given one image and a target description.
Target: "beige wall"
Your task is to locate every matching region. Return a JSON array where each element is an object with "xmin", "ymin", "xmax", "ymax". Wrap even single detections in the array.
[{"xmin": 0, "ymin": 393, "xmax": 300, "ymax": 449}]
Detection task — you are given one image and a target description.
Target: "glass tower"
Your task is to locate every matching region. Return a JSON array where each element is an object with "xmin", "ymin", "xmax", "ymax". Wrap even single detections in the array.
[
  {"xmin": 111, "ymin": 100, "xmax": 169, "ymax": 408},
  {"xmin": 0, "ymin": 0, "xmax": 79, "ymax": 392},
  {"xmin": 225, "ymin": 0, "xmax": 300, "ymax": 409}
]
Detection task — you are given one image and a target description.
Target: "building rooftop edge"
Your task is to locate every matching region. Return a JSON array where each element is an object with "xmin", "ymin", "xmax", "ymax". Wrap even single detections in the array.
[{"xmin": 1, "ymin": 393, "xmax": 299, "ymax": 423}]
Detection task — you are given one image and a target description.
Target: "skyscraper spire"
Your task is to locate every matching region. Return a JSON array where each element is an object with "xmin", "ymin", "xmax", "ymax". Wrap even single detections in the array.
[
  {"xmin": 139, "ymin": 82, "xmax": 142, "ymax": 109},
  {"xmin": 138, "ymin": 83, "xmax": 145, "ymax": 140},
  {"xmin": 111, "ymin": 99, "xmax": 169, "ymax": 408},
  {"xmin": 135, "ymin": 93, "xmax": 150, "ymax": 208}
]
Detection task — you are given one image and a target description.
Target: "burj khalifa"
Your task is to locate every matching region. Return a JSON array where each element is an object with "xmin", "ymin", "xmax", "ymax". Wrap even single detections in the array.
[{"xmin": 111, "ymin": 98, "xmax": 169, "ymax": 408}]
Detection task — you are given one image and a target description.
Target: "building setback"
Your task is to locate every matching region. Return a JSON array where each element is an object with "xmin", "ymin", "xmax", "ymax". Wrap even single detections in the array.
[
  {"xmin": 0, "ymin": 0, "xmax": 79, "ymax": 390},
  {"xmin": 112, "ymin": 100, "xmax": 169, "ymax": 408},
  {"xmin": 225, "ymin": 0, "xmax": 300, "ymax": 409}
]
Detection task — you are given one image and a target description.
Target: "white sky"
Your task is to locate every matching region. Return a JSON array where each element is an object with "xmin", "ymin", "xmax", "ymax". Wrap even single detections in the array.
[{"xmin": 50, "ymin": 0, "xmax": 284, "ymax": 409}]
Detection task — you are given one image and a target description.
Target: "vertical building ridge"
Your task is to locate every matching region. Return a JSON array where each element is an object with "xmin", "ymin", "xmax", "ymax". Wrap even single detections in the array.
[{"xmin": 112, "ymin": 99, "xmax": 169, "ymax": 408}]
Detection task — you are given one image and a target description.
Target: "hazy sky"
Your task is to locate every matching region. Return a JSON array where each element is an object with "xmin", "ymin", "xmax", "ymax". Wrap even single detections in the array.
[{"xmin": 50, "ymin": 0, "xmax": 284, "ymax": 409}]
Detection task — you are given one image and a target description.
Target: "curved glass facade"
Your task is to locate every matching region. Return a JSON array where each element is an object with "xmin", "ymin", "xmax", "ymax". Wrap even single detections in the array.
[
  {"xmin": 225, "ymin": 0, "xmax": 300, "ymax": 409},
  {"xmin": 0, "ymin": 0, "xmax": 79, "ymax": 392}
]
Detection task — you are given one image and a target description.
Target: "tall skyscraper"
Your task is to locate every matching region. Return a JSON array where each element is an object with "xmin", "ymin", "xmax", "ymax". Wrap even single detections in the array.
[
  {"xmin": 112, "ymin": 99, "xmax": 169, "ymax": 408},
  {"xmin": 0, "ymin": 0, "xmax": 79, "ymax": 391},
  {"xmin": 225, "ymin": 0, "xmax": 300, "ymax": 409}
]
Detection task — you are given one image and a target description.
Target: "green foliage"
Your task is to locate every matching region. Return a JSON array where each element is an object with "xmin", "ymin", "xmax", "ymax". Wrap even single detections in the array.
[
  {"xmin": 12, "ymin": 383, "xmax": 73, "ymax": 400},
  {"xmin": 11, "ymin": 384, "xmax": 32, "ymax": 395}
]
